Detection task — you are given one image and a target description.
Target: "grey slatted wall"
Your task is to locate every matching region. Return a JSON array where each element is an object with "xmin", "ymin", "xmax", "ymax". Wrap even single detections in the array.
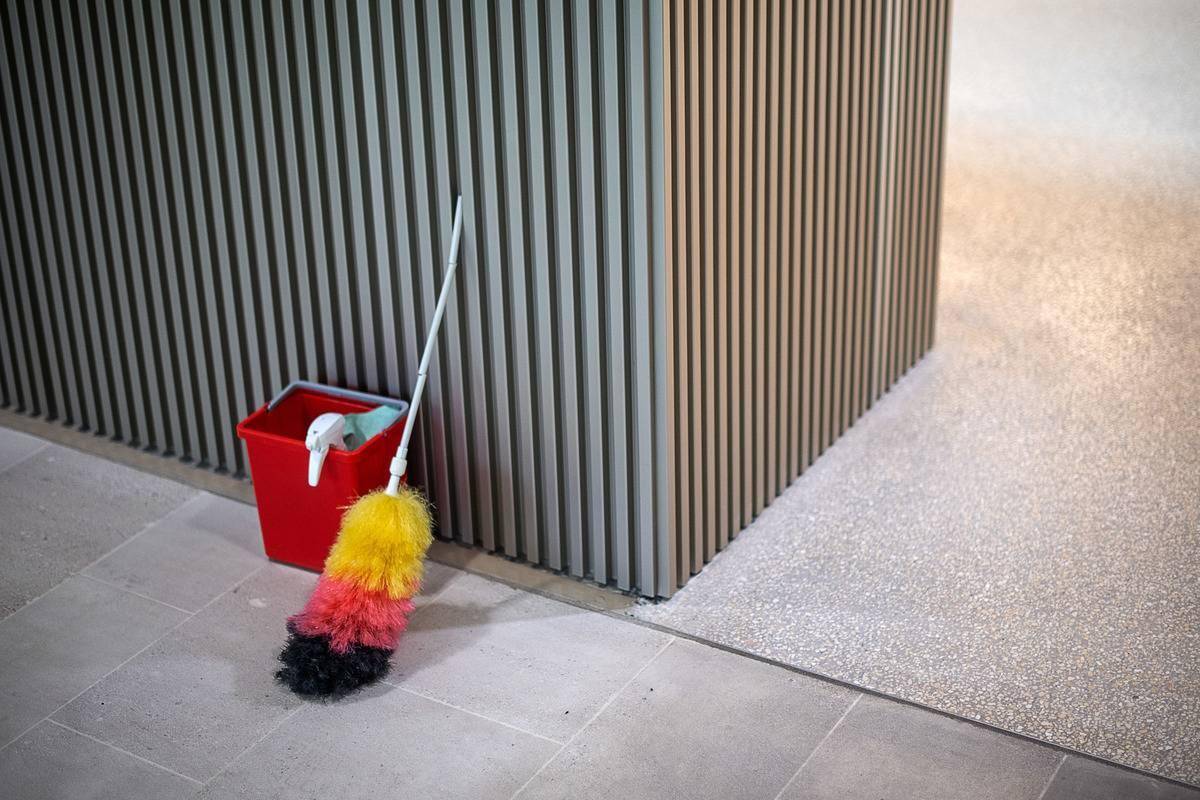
[
  {"xmin": 661, "ymin": 0, "xmax": 949, "ymax": 591},
  {"xmin": 0, "ymin": 0, "xmax": 948, "ymax": 598},
  {"xmin": 0, "ymin": 0, "xmax": 670, "ymax": 594}
]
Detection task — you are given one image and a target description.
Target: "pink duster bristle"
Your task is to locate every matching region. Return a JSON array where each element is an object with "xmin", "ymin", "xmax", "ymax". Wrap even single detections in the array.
[{"xmin": 288, "ymin": 575, "xmax": 415, "ymax": 654}]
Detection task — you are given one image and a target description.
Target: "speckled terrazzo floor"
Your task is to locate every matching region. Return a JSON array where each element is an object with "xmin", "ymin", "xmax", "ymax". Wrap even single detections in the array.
[{"xmin": 632, "ymin": 0, "xmax": 1200, "ymax": 787}]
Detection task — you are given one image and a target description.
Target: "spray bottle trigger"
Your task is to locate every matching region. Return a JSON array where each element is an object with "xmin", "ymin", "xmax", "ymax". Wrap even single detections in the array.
[{"xmin": 305, "ymin": 412, "xmax": 347, "ymax": 487}]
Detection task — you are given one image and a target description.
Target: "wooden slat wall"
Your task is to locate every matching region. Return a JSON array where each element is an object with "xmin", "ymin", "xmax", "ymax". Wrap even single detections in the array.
[{"xmin": 661, "ymin": 0, "xmax": 950, "ymax": 590}]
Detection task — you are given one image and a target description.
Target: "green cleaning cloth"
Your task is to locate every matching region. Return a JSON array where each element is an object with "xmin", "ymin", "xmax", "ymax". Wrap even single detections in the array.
[{"xmin": 342, "ymin": 405, "xmax": 403, "ymax": 450}]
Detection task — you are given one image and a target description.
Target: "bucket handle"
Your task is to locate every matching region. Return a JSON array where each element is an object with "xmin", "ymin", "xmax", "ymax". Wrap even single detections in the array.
[{"xmin": 266, "ymin": 381, "xmax": 409, "ymax": 414}]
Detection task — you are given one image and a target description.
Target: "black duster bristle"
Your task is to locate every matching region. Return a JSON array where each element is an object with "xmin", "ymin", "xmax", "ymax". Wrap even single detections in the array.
[{"xmin": 276, "ymin": 624, "xmax": 392, "ymax": 698}]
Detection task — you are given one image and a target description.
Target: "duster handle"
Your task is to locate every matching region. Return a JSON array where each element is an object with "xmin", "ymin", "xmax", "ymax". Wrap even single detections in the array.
[{"xmin": 386, "ymin": 196, "xmax": 463, "ymax": 497}]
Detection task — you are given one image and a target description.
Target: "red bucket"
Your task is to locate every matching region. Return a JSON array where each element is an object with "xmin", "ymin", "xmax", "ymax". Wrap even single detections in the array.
[{"xmin": 237, "ymin": 384, "xmax": 408, "ymax": 571}]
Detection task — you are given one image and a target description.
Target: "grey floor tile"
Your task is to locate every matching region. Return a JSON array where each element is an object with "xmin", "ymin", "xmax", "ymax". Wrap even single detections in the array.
[
  {"xmin": 780, "ymin": 695, "xmax": 1061, "ymax": 800},
  {"xmin": 391, "ymin": 572, "xmax": 671, "ymax": 742},
  {"xmin": 54, "ymin": 564, "xmax": 315, "ymax": 781},
  {"xmin": 199, "ymin": 683, "xmax": 559, "ymax": 800},
  {"xmin": 0, "ymin": 445, "xmax": 197, "ymax": 618},
  {"xmin": 0, "ymin": 575, "xmax": 187, "ymax": 745},
  {"xmin": 0, "ymin": 426, "xmax": 46, "ymax": 472},
  {"xmin": 85, "ymin": 492, "xmax": 264, "ymax": 612},
  {"xmin": 0, "ymin": 721, "xmax": 198, "ymax": 800},
  {"xmin": 517, "ymin": 638, "xmax": 858, "ymax": 800},
  {"xmin": 412, "ymin": 560, "xmax": 463, "ymax": 610},
  {"xmin": 1042, "ymin": 756, "xmax": 1200, "ymax": 800}
]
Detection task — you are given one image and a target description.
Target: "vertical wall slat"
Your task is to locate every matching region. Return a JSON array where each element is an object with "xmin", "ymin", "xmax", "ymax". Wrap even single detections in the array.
[
  {"xmin": 0, "ymin": 217, "xmax": 19, "ymax": 410},
  {"xmin": 776, "ymin": 0, "xmax": 795, "ymax": 491},
  {"xmin": 448, "ymin": 0, "xmax": 498, "ymax": 553},
  {"xmin": 0, "ymin": 9, "xmax": 36, "ymax": 417},
  {"xmin": 3, "ymin": 2, "xmax": 66, "ymax": 423},
  {"xmin": 208, "ymin": 0, "xmax": 264, "ymax": 463},
  {"xmin": 230, "ymin": 0, "xmax": 284, "ymax": 403},
  {"xmin": 422, "ymin": 1, "xmax": 475, "ymax": 545},
  {"xmin": 714, "ymin": 0, "xmax": 730, "ymax": 550},
  {"xmin": 598, "ymin": 1, "xmax": 631, "ymax": 588},
  {"xmin": 185, "ymin": 0, "xmax": 230, "ymax": 462},
  {"xmin": 874, "ymin": 0, "xmax": 896, "ymax": 402},
  {"xmin": 651, "ymin": 0, "xmax": 676, "ymax": 596},
  {"xmin": 138, "ymin": 0, "xmax": 204, "ymax": 462},
  {"xmin": 814, "ymin": 0, "xmax": 830, "ymax": 458},
  {"xmin": 700, "ymin": 0, "xmax": 717, "ymax": 568},
  {"xmin": 727, "ymin": 0, "xmax": 743, "ymax": 544},
  {"xmin": 684, "ymin": 0, "xmax": 702, "ymax": 576},
  {"xmin": 926, "ymin": 0, "xmax": 950, "ymax": 349},
  {"xmin": 739, "ymin": 0, "xmax": 754, "ymax": 527},
  {"xmin": 127, "ymin": 0, "xmax": 183, "ymax": 455},
  {"xmin": 24, "ymin": 0, "xmax": 91, "ymax": 432},
  {"xmin": 17, "ymin": 0, "xmax": 80, "ymax": 426},
  {"xmin": 544, "ymin": 0, "xmax": 581, "ymax": 574},
  {"xmin": 494, "ymin": 2, "xmax": 537, "ymax": 561},
  {"xmin": 800, "ymin": 0, "xmax": 815, "ymax": 472},
  {"xmin": 832, "ymin": 0, "xmax": 848, "ymax": 446},
  {"xmin": 763, "ymin": 0, "xmax": 780, "ymax": 500},
  {"xmin": 569, "ymin": 1, "xmax": 608, "ymax": 582},
  {"xmin": 751, "ymin": 0, "xmax": 767, "ymax": 510},
  {"xmin": 670, "ymin": 0, "xmax": 690, "ymax": 585},
  {"xmin": 520, "ymin": 1, "xmax": 560, "ymax": 569},
  {"xmin": 847, "ymin": 0, "xmax": 865, "ymax": 430},
  {"xmin": 629, "ymin": 0, "xmax": 658, "ymax": 593}
]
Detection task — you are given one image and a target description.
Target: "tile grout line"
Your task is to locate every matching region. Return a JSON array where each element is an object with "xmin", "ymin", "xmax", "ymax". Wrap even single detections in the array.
[
  {"xmin": 44, "ymin": 719, "xmax": 204, "ymax": 787},
  {"xmin": 203, "ymin": 572, "xmax": 546, "ymax": 788},
  {"xmin": 0, "ymin": 490, "xmax": 209, "ymax": 624},
  {"xmin": 771, "ymin": 693, "xmax": 864, "ymax": 800},
  {"xmin": 507, "ymin": 636, "xmax": 678, "ymax": 800},
  {"xmin": 199, "ymin": 705, "xmax": 307, "ymax": 789},
  {"xmin": 391, "ymin": 684, "xmax": 565, "ymax": 747},
  {"xmin": 75, "ymin": 491, "xmax": 212, "ymax": 576},
  {"xmin": 0, "ymin": 441, "xmax": 48, "ymax": 476},
  {"xmin": 77, "ymin": 572, "xmax": 195, "ymax": 615},
  {"xmin": 1034, "ymin": 754, "xmax": 1067, "ymax": 800},
  {"xmin": 610, "ymin": 610, "xmax": 1200, "ymax": 791},
  {"xmin": 0, "ymin": 562, "xmax": 269, "ymax": 755}
]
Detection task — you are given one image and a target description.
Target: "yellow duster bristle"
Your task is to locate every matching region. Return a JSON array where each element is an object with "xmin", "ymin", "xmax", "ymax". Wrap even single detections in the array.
[{"xmin": 324, "ymin": 486, "xmax": 433, "ymax": 599}]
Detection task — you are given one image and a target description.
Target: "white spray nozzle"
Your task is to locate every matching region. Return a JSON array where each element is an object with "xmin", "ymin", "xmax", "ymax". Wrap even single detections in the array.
[{"xmin": 305, "ymin": 413, "xmax": 347, "ymax": 487}]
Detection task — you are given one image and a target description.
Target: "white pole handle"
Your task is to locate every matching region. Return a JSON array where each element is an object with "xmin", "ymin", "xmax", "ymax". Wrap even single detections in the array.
[{"xmin": 386, "ymin": 196, "xmax": 464, "ymax": 496}]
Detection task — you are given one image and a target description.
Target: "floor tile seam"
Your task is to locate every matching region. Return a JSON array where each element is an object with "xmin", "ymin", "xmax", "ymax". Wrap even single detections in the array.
[
  {"xmin": 0, "ymin": 562, "xmax": 269, "ymax": 754},
  {"xmin": 0, "ymin": 490, "xmax": 209, "ymax": 625},
  {"xmin": 76, "ymin": 572, "xmax": 196, "ymax": 615},
  {"xmin": 44, "ymin": 718, "xmax": 205, "ymax": 787},
  {"xmin": 507, "ymin": 636, "xmax": 678, "ymax": 800},
  {"xmin": 0, "ymin": 440, "xmax": 48, "ymax": 477},
  {"xmin": 613, "ymin": 611, "xmax": 1200, "ymax": 790},
  {"xmin": 771, "ymin": 693, "xmax": 864, "ymax": 800},
  {"xmin": 1034, "ymin": 754, "xmax": 1067, "ymax": 800},
  {"xmin": 389, "ymin": 684, "xmax": 566, "ymax": 747},
  {"xmin": 198, "ymin": 704, "xmax": 306, "ymax": 789},
  {"xmin": 462, "ymin": 570, "xmax": 1183, "ymax": 787},
  {"xmin": 77, "ymin": 490, "xmax": 212, "ymax": 578}
]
